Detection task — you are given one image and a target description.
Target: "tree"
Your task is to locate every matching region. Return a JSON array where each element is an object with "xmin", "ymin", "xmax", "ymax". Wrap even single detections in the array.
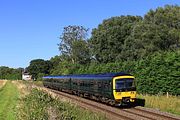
[
  {"xmin": 144, "ymin": 5, "xmax": 180, "ymax": 48},
  {"xmin": 50, "ymin": 55, "xmax": 62, "ymax": 69},
  {"xmin": 121, "ymin": 22, "xmax": 172, "ymax": 60},
  {"xmin": 121, "ymin": 5, "xmax": 180, "ymax": 60},
  {"xmin": 89, "ymin": 15, "xmax": 142, "ymax": 63},
  {"xmin": 144, "ymin": 5, "xmax": 180, "ymax": 29},
  {"xmin": 0, "ymin": 66, "xmax": 22, "ymax": 80},
  {"xmin": 58, "ymin": 25, "xmax": 90, "ymax": 64},
  {"xmin": 27, "ymin": 59, "xmax": 52, "ymax": 80},
  {"xmin": 71, "ymin": 40, "xmax": 91, "ymax": 64}
]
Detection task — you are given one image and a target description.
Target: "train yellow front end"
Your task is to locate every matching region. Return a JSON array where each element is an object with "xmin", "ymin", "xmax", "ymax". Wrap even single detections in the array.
[{"xmin": 113, "ymin": 76, "xmax": 136, "ymax": 104}]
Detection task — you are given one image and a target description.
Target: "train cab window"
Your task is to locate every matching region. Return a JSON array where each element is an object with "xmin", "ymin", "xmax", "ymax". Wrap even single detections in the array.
[
  {"xmin": 115, "ymin": 78, "xmax": 134, "ymax": 90},
  {"xmin": 116, "ymin": 81, "xmax": 124, "ymax": 89},
  {"xmin": 126, "ymin": 80, "xmax": 133, "ymax": 87}
]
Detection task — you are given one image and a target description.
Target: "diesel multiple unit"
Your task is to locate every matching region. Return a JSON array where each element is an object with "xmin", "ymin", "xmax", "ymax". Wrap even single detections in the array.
[{"xmin": 43, "ymin": 72, "xmax": 136, "ymax": 105}]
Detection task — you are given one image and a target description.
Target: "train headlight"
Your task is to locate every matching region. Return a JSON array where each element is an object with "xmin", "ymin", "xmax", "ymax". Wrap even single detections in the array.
[{"xmin": 131, "ymin": 91, "xmax": 134, "ymax": 94}]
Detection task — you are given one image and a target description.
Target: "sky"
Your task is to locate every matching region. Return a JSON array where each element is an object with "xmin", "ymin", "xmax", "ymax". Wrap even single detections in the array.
[{"xmin": 0, "ymin": 0, "xmax": 179, "ymax": 68}]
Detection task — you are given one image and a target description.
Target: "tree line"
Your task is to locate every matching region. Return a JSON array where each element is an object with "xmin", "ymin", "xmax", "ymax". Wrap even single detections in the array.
[
  {"xmin": 25, "ymin": 5, "xmax": 180, "ymax": 95},
  {"xmin": 0, "ymin": 66, "xmax": 22, "ymax": 80}
]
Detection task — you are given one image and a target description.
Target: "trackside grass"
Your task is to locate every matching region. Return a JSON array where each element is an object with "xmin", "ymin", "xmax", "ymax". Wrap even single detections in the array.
[
  {"xmin": 0, "ymin": 81, "xmax": 19, "ymax": 120},
  {"xmin": 17, "ymin": 88, "xmax": 107, "ymax": 120},
  {"xmin": 137, "ymin": 94, "xmax": 180, "ymax": 115}
]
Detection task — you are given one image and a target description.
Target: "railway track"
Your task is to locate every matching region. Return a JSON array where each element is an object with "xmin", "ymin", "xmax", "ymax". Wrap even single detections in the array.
[
  {"xmin": 42, "ymin": 87, "xmax": 180, "ymax": 120},
  {"xmin": 50, "ymin": 89, "xmax": 133, "ymax": 120},
  {"xmin": 132, "ymin": 107, "xmax": 179, "ymax": 120},
  {"xmin": 122, "ymin": 107, "xmax": 180, "ymax": 120}
]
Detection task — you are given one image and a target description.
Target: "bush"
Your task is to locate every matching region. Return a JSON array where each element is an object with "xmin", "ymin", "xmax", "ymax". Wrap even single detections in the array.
[{"xmin": 135, "ymin": 51, "xmax": 180, "ymax": 95}]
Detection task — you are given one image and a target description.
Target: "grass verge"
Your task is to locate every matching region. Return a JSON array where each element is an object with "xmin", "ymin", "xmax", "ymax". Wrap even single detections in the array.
[
  {"xmin": 17, "ymin": 88, "xmax": 107, "ymax": 120},
  {"xmin": 137, "ymin": 94, "xmax": 180, "ymax": 115},
  {"xmin": 0, "ymin": 81, "xmax": 19, "ymax": 120}
]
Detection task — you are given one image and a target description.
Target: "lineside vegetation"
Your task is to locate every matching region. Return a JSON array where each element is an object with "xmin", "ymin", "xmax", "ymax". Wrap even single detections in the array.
[
  {"xmin": 137, "ymin": 94, "xmax": 180, "ymax": 115},
  {"xmin": 17, "ymin": 88, "xmax": 107, "ymax": 120}
]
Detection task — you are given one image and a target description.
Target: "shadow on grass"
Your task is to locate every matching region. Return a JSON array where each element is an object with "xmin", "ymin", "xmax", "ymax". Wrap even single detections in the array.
[{"xmin": 134, "ymin": 98, "xmax": 145, "ymax": 107}]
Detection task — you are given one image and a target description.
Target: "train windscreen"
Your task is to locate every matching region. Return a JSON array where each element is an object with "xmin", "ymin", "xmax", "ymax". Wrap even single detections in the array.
[{"xmin": 115, "ymin": 78, "xmax": 135, "ymax": 90}]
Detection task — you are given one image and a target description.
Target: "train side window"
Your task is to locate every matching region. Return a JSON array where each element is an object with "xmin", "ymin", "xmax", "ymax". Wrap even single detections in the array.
[
  {"xmin": 98, "ymin": 81, "xmax": 102, "ymax": 88},
  {"xmin": 73, "ymin": 79, "xmax": 78, "ymax": 85},
  {"xmin": 76, "ymin": 79, "xmax": 81, "ymax": 86},
  {"xmin": 80, "ymin": 80, "xmax": 84, "ymax": 86},
  {"xmin": 93, "ymin": 80, "xmax": 98, "ymax": 88},
  {"xmin": 104, "ymin": 81, "xmax": 109, "ymax": 89},
  {"xmin": 90, "ymin": 81, "xmax": 94, "ymax": 86}
]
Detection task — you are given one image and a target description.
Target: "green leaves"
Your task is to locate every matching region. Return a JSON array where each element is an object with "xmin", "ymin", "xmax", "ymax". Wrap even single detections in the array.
[
  {"xmin": 0, "ymin": 66, "xmax": 22, "ymax": 80},
  {"xmin": 90, "ymin": 16, "xmax": 142, "ymax": 63},
  {"xmin": 58, "ymin": 25, "xmax": 91, "ymax": 64},
  {"xmin": 135, "ymin": 51, "xmax": 180, "ymax": 95},
  {"xmin": 27, "ymin": 59, "xmax": 52, "ymax": 80},
  {"xmin": 90, "ymin": 5, "xmax": 180, "ymax": 62}
]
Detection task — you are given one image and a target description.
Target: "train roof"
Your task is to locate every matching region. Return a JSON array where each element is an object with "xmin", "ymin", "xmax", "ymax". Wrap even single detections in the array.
[{"xmin": 43, "ymin": 72, "xmax": 133, "ymax": 79}]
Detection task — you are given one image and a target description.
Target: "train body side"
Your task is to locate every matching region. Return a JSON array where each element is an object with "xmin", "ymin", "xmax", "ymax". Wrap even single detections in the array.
[
  {"xmin": 43, "ymin": 72, "xmax": 136, "ymax": 105},
  {"xmin": 43, "ymin": 76, "xmax": 113, "ymax": 99}
]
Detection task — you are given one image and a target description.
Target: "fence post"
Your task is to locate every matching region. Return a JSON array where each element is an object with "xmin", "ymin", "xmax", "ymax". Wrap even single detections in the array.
[{"xmin": 166, "ymin": 92, "xmax": 169, "ymax": 98}]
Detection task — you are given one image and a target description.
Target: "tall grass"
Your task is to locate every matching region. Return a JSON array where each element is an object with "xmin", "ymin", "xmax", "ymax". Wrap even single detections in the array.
[
  {"xmin": 17, "ymin": 88, "xmax": 107, "ymax": 120},
  {"xmin": 137, "ymin": 94, "xmax": 180, "ymax": 115}
]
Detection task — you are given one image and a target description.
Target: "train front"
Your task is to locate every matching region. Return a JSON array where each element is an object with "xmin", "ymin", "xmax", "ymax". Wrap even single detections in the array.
[{"xmin": 113, "ymin": 75, "xmax": 136, "ymax": 105}]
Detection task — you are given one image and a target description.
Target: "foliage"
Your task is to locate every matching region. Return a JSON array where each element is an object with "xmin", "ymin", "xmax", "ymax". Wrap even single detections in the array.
[
  {"xmin": 71, "ymin": 40, "xmax": 91, "ymax": 64},
  {"xmin": 49, "ymin": 55, "xmax": 62, "ymax": 69},
  {"xmin": 144, "ymin": 5, "xmax": 180, "ymax": 30},
  {"xmin": 134, "ymin": 50, "xmax": 180, "ymax": 95},
  {"xmin": 58, "ymin": 25, "xmax": 91, "ymax": 64},
  {"xmin": 50, "ymin": 60, "xmax": 83, "ymax": 75},
  {"xmin": 27, "ymin": 59, "xmax": 52, "ymax": 79},
  {"xmin": 0, "ymin": 66, "xmax": 22, "ymax": 80},
  {"xmin": 121, "ymin": 5, "xmax": 180, "ymax": 60},
  {"xmin": 37, "ymin": 73, "xmax": 46, "ymax": 81},
  {"xmin": 89, "ymin": 15, "xmax": 142, "ymax": 63},
  {"xmin": 89, "ymin": 5, "xmax": 180, "ymax": 61},
  {"xmin": 17, "ymin": 88, "xmax": 106, "ymax": 120}
]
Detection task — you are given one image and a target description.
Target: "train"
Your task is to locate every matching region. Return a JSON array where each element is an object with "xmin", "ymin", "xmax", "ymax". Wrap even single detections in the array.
[{"xmin": 42, "ymin": 72, "xmax": 136, "ymax": 106}]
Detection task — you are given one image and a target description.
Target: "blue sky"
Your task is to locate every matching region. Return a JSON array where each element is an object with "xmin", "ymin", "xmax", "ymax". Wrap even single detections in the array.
[{"xmin": 0, "ymin": 0, "xmax": 179, "ymax": 68}]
